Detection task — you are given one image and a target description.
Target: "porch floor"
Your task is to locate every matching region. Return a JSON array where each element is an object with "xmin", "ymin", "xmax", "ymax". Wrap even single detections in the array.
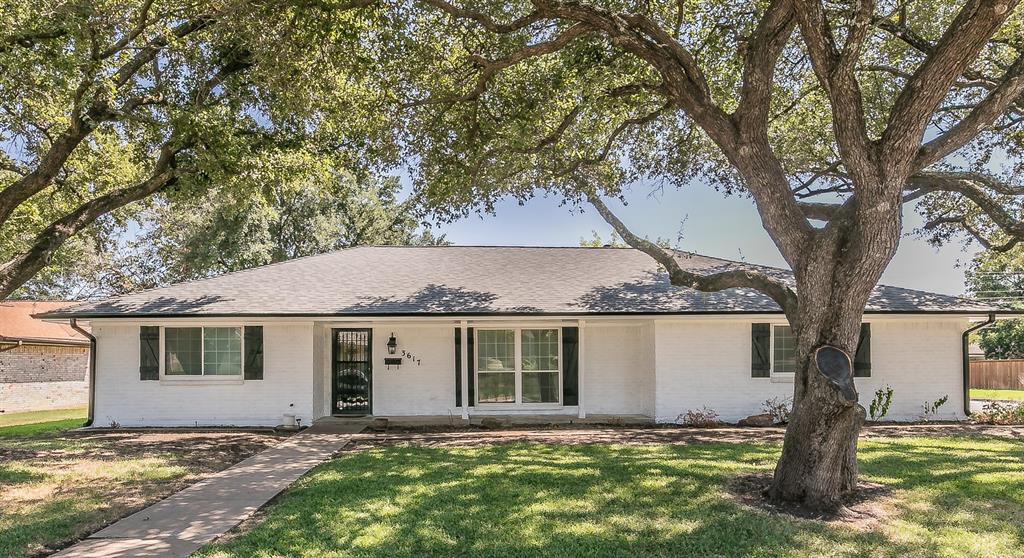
[{"xmin": 315, "ymin": 414, "xmax": 654, "ymax": 429}]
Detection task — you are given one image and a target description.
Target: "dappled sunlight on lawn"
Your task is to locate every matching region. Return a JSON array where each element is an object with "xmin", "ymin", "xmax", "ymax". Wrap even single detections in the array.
[
  {"xmin": 196, "ymin": 438, "xmax": 1024, "ymax": 558},
  {"xmin": 857, "ymin": 438, "xmax": 1024, "ymax": 557}
]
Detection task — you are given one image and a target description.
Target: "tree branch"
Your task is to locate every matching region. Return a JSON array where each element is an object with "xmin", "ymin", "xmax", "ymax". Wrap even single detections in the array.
[
  {"xmin": 793, "ymin": 0, "xmax": 877, "ymax": 190},
  {"xmin": 908, "ymin": 170, "xmax": 1024, "ymax": 244},
  {"xmin": 915, "ymin": 50, "xmax": 1024, "ymax": 168},
  {"xmin": 420, "ymin": 0, "xmax": 543, "ymax": 33},
  {"xmin": 735, "ymin": 0, "xmax": 796, "ymax": 130},
  {"xmin": 882, "ymin": 0, "xmax": 1020, "ymax": 171},
  {"xmin": 0, "ymin": 142, "xmax": 185, "ymax": 299},
  {"xmin": 403, "ymin": 22, "xmax": 592, "ymax": 107},
  {"xmin": 586, "ymin": 191, "xmax": 798, "ymax": 313},
  {"xmin": 0, "ymin": 15, "xmax": 214, "ymax": 231}
]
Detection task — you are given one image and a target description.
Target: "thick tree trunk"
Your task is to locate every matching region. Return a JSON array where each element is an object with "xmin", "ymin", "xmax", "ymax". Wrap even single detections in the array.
[
  {"xmin": 767, "ymin": 313, "xmax": 865, "ymax": 510},
  {"xmin": 767, "ymin": 211, "xmax": 900, "ymax": 511}
]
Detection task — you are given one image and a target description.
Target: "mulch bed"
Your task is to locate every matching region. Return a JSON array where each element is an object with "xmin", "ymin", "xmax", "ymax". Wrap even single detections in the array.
[{"xmin": 0, "ymin": 430, "xmax": 289, "ymax": 470}]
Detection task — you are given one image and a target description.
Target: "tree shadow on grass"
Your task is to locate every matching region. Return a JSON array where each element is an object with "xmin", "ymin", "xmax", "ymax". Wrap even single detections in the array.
[
  {"xmin": 194, "ymin": 439, "xmax": 1023, "ymax": 558},
  {"xmin": 0, "ymin": 464, "xmax": 48, "ymax": 487},
  {"xmin": 856, "ymin": 437, "xmax": 1024, "ymax": 554}
]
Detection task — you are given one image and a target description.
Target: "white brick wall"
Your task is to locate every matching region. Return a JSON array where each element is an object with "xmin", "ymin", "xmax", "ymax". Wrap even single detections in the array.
[
  {"xmin": 92, "ymin": 322, "xmax": 315, "ymax": 427},
  {"xmin": 371, "ymin": 325, "xmax": 458, "ymax": 416},
  {"xmin": 583, "ymin": 323, "xmax": 655, "ymax": 416},
  {"xmin": 89, "ymin": 316, "xmax": 972, "ymax": 426},
  {"xmin": 652, "ymin": 318, "xmax": 969, "ymax": 423}
]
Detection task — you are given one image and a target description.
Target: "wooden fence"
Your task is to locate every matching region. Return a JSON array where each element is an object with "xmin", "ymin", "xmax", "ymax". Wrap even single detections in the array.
[{"xmin": 970, "ymin": 359, "xmax": 1024, "ymax": 390}]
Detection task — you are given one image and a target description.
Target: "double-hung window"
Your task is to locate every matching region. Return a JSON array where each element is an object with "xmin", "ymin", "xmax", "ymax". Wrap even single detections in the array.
[
  {"xmin": 477, "ymin": 328, "xmax": 560, "ymax": 405},
  {"xmin": 164, "ymin": 326, "xmax": 243, "ymax": 376},
  {"xmin": 771, "ymin": 325, "xmax": 797, "ymax": 378}
]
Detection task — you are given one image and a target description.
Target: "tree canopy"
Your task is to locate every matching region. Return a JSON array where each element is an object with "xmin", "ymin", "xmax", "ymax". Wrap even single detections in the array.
[{"xmin": 0, "ymin": 0, "xmax": 408, "ymax": 298}]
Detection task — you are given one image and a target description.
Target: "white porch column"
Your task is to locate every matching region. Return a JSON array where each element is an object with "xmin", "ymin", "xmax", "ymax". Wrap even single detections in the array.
[
  {"xmin": 578, "ymin": 320, "xmax": 586, "ymax": 419},
  {"xmin": 460, "ymin": 320, "xmax": 470, "ymax": 420}
]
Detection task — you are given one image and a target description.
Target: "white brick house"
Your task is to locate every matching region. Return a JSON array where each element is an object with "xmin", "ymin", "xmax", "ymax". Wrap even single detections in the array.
[{"xmin": 36, "ymin": 246, "xmax": 1009, "ymax": 427}]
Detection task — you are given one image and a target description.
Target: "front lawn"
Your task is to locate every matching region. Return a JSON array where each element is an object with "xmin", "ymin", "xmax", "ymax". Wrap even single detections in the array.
[
  {"xmin": 198, "ymin": 436, "xmax": 1024, "ymax": 558},
  {"xmin": 972, "ymin": 388, "xmax": 1024, "ymax": 402},
  {"xmin": 0, "ymin": 421, "xmax": 284, "ymax": 558}
]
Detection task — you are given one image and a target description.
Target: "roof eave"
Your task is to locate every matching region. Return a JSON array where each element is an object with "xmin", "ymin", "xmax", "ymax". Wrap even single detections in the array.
[{"xmin": 35, "ymin": 308, "xmax": 1021, "ymax": 320}]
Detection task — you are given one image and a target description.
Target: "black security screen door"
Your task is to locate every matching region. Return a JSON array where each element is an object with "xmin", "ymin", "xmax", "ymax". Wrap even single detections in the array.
[{"xmin": 332, "ymin": 329, "xmax": 372, "ymax": 416}]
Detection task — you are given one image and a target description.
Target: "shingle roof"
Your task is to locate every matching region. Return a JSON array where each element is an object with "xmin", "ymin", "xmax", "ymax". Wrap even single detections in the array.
[
  {"xmin": 37, "ymin": 246, "xmax": 1008, "ymax": 318},
  {"xmin": 1, "ymin": 301, "xmax": 90, "ymax": 344}
]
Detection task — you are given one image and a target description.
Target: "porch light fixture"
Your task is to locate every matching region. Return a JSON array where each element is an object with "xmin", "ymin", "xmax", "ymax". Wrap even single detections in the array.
[{"xmin": 386, "ymin": 333, "xmax": 398, "ymax": 355}]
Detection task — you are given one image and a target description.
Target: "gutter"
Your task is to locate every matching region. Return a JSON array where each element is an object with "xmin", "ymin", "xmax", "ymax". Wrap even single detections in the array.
[
  {"xmin": 69, "ymin": 318, "xmax": 96, "ymax": 427},
  {"xmin": 0, "ymin": 339, "xmax": 23, "ymax": 353},
  {"xmin": 962, "ymin": 313, "xmax": 996, "ymax": 416}
]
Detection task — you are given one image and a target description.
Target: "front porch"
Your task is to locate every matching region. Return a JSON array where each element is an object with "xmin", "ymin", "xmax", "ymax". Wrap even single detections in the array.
[{"xmin": 314, "ymin": 319, "xmax": 656, "ymax": 421}]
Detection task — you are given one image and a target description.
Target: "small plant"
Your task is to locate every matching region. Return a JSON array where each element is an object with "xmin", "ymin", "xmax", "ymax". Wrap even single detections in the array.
[
  {"xmin": 920, "ymin": 395, "xmax": 949, "ymax": 422},
  {"xmin": 762, "ymin": 397, "xmax": 792, "ymax": 424},
  {"xmin": 108, "ymin": 419, "xmax": 121, "ymax": 429},
  {"xmin": 869, "ymin": 385, "xmax": 894, "ymax": 421},
  {"xmin": 972, "ymin": 402, "xmax": 1024, "ymax": 425},
  {"xmin": 677, "ymin": 406, "xmax": 720, "ymax": 428}
]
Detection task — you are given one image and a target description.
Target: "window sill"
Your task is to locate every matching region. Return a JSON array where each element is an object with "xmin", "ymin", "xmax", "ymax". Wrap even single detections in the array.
[
  {"xmin": 770, "ymin": 373, "xmax": 795, "ymax": 383},
  {"xmin": 474, "ymin": 403, "xmax": 564, "ymax": 410},
  {"xmin": 159, "ymin": 376, "xmax": 244, "ymax": 386}
]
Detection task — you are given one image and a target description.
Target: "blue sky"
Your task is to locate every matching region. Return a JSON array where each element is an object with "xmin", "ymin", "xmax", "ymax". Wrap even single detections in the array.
[{"xmin": 438, "ymin": 181, "xmax": 978, "ymax": 296}]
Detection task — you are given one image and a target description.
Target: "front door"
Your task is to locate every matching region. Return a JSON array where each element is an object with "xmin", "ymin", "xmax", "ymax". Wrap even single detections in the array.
[{"xmin": 332, "ymin": 328, "xmax": 372, "ymax": 416}]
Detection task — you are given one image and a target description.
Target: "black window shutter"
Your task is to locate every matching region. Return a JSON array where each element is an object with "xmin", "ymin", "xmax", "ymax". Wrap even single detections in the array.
[
  {"xmin": 751, "ymin": 323, "xmax": 771, "ymax": 378},
  {"xmin": 467, "ymin": 328, "xmax": 475, "ymax": 407},
  {"xmin": 454, "ymin": 328, "xmax": 462, "ymax": 407},
  {"xmin": 562, "ymin": 326, "xmax": 580, "ymax": 405},
  {"xmin": 854, "ymin": 323, "xmax": 871, "ymax": 377},
  {"xmin": 244, "ymin": 326, "xmax": 264, "ymax": 380},
  {"xmin": 140, "ymin": 326, "xmax": 159, "ymax": 380}
]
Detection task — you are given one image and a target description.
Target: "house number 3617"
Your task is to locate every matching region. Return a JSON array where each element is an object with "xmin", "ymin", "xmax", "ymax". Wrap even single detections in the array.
[{"xmin": 401, "ymin": 350, "xmax": 421, "ymax": 366}]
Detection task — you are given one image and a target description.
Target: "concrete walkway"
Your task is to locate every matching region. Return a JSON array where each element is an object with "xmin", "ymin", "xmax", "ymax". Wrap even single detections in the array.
[{"xmin": 53, "ymin": 421, "xmax": 365, "ymax": 558}]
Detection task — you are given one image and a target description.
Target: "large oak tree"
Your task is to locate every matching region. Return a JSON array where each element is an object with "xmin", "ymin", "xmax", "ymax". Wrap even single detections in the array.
[
  {"xmin": 0, "ymin": 0, "xmax": 395, "ymax": 298},
  {"xmin": 355, "ymin": 0, "xmax": 1024, "ymax": 510}
]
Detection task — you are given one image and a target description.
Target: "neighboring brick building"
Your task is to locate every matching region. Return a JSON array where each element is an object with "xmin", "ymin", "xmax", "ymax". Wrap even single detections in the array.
[{"xmin": 1, "ymin": 301, "xmax": 90, "ymax": 413}]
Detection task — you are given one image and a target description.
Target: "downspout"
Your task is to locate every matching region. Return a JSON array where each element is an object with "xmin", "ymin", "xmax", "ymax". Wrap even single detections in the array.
[
  {"xmin": 962, "ymin": 313, "xmax": 996, "ymax": 416},
  {"xmin": 69, "ymin": 318, "xmax": 96, "ymax": 427}
]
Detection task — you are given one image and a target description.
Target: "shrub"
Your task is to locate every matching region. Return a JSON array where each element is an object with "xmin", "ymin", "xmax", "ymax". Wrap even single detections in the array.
[
  {"xmin": 677, "ymin": 406, "xmax": 720, "ymax": 428},
  {"xmin": 762, "ymin": 397, "xmax": 792, "ymax": 424},
  {"xmin": 920, "ymin": 395, "xmax": 949, "ymax": 421},
  {"xmin": 869, "ymin": 385, "xmax": 894, "ymax": 421},
  {"xmin": 973, "ymin": 402, "xmax": 1024, "ymax": 425}
]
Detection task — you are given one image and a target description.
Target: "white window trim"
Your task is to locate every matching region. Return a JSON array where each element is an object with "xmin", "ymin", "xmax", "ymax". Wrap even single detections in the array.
[
  {"xmin": 769, "ymin": 323, "xmax": 796, "ymax": 383},
  {"xmin": 475, "ymin": 327, "xmax": 562, "ymax": 408},
  {"xmin": 159, "ymin": 325, "xmax": 246, "ymax": 384}
]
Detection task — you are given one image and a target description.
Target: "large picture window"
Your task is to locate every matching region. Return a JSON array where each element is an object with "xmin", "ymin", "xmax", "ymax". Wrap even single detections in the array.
[
  {"xmin": 164, "ymin": 326, "xmax": 243, "ymax": 376},
  {"xmin": 476, "ymin": 328, "xmax": 560, "ymax": 405}
]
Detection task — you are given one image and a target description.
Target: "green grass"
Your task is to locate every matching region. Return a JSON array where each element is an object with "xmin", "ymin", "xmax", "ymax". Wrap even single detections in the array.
[
  {"xmin": 0, "ymin": 409, "xmax": 270, "ymax": 558},
  {"xmin": 198, "ymin": 437, "xmax": 1024, "ymax": 558},
  {"xmin": 972, "ymin": 388, "xmax": 1024, "ymax": 401},
  {"xmin": 0, "ymin": 407, "xmax": 86, "ymax": 434}
]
